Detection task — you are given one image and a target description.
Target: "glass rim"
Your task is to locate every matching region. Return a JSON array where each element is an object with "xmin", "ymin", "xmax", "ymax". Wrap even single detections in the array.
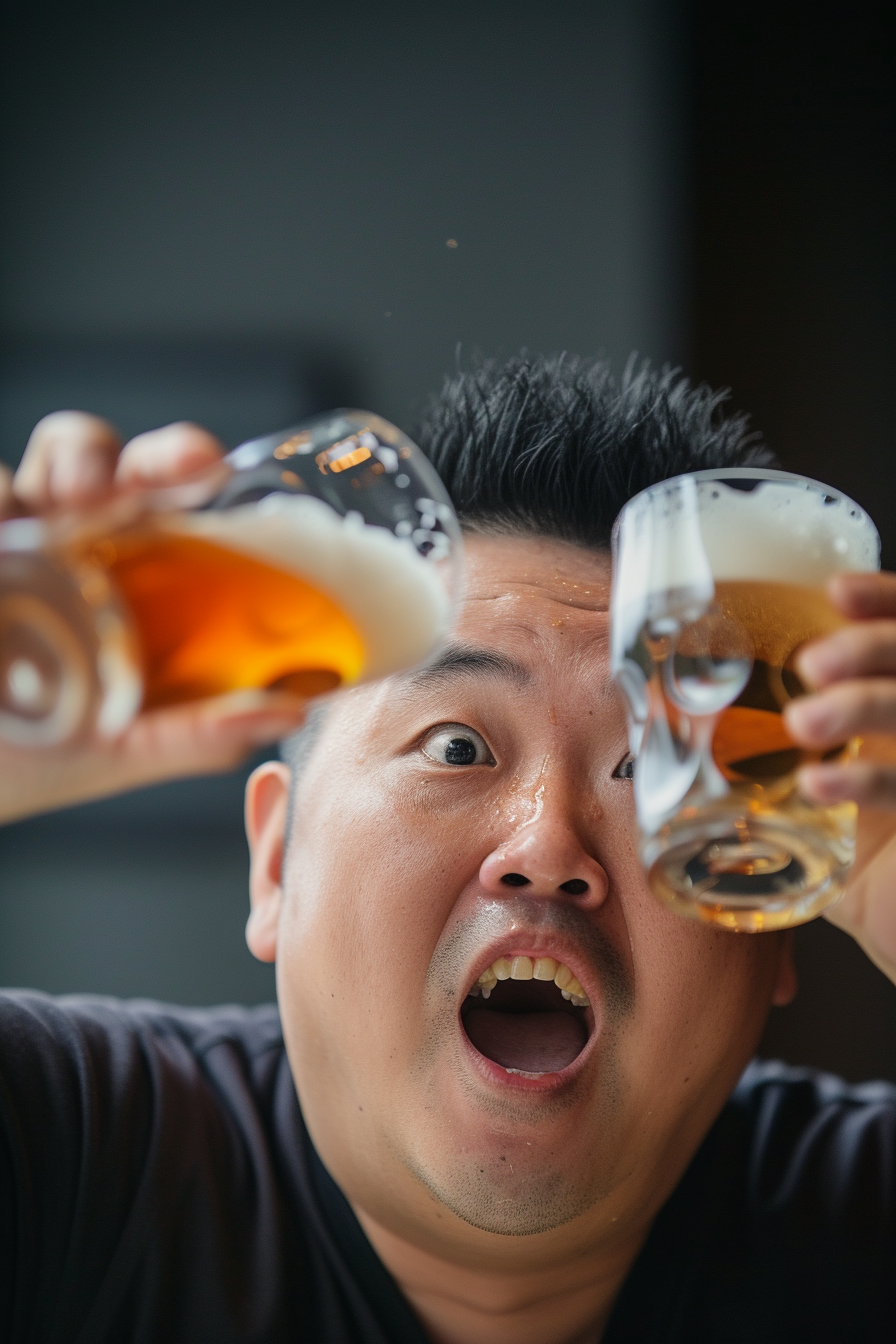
[{"xmin": 612, "ymin": 466, "xmax": 878, "ymax": 551}]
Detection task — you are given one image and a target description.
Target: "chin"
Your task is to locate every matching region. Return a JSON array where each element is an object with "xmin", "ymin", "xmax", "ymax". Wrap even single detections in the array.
[
  {"xmin": 396, "ymin": 1033, "xmax": 626, "ymax": 1239},
  {"xmin": 402, "ymin": 1133, "xmax": 604, "ymax": 1237}
]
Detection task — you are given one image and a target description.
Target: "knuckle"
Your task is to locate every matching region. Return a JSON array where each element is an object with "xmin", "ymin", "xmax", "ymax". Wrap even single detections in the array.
[
  {"xmin": 31, "ymin": 410, "xmax": 111, "ymax": 439},
  {"xmin": 31, "ymin": 410, "xmax": 81, "ymax": 435},
  {"xmin": 118, "ymin": 423, "xmax": 223, "ymax": 483},
  {"xmin": 22, "ymin": 411, "xmax": 120, "ymax": 467}
]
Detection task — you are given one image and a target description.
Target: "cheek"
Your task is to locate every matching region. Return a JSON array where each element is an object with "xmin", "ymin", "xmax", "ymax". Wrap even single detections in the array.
[
  {"xmin": 595, "ymin": 780, "xmax": 776, "ymax": 1081},
  {"xmin": 625, "ymin": 894, "xmax": 777, "ymax": 1093},
  {"xmin": 286, "ymin": 774, "xmax": 481, "ymax": 949},
  {"xmin": 276, "ymin": 770, "xmax": 485, "ymax": 1069}
]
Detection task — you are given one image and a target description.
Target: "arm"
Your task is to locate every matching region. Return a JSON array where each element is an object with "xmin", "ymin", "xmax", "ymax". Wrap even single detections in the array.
[
  {"xmin": 0, "ymin": 414, "xmax": 307, "ymax": 823},
  {"xmin": 786, "ymin": 572, "xmax": 896, "ymax": 986}
]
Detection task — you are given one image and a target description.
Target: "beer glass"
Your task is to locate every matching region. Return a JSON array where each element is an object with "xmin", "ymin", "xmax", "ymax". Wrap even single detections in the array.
[
  {"xmin": 0, "ymin": 410, "xmax": 459, "ymax": 747},
  {"xmin": 610, "ymin": 468, "xmax": 879, "ymax": 931}
]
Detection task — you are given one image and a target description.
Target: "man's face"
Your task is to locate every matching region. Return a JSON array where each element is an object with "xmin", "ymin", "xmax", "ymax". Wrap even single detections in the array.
[{"xmin": 258, "ymin": 534, "xmax": 791, "ymax": 1264}]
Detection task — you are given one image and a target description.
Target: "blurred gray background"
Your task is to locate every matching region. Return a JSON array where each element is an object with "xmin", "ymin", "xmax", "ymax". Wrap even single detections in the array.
[{"xmin": 1, "ymin": 0, "xmax": 894, "ymax": 1080}]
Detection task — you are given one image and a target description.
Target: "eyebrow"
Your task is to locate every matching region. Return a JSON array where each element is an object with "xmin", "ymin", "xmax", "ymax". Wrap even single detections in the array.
[{"xmin": 402, "ymin": 642, "xmax": 532, "ymax": 691}]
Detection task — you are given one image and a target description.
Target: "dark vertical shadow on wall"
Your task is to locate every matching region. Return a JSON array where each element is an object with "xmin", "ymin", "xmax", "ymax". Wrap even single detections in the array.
[{"xmin": 690, "ymin": 0, "xmax": 896, "ymax": 1080}]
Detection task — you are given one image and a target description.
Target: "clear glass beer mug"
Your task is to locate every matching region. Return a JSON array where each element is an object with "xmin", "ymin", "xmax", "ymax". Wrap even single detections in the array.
[
  {"xmin": 0, "ymin": 410, "xmax": 460, "ymax": 747},
  {"xmin": 610, "ymin": 468, "xmax": 880, "ymax": 931}
]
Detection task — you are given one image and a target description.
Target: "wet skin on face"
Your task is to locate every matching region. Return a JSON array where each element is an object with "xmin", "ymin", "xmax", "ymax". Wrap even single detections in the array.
[{"xmin": 260, "ymin": 534, "xmax": 794, "ymax": 1275}]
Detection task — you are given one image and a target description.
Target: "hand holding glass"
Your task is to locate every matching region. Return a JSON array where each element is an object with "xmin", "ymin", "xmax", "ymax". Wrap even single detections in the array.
[
  {"xmin": 610, "ymin": 469, "xmax": 879, "ymax": 931},
  {"xmin": 0, "ymin": 411, "xmax": 459, "ymax": 748}
]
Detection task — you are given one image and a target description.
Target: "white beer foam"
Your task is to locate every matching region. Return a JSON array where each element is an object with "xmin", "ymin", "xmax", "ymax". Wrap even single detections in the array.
[
  {"xmin": 166, "ymin": 494, "xmax": 452, "ymax": 681},
  {"xmin": 612, "ymin": 474, "xmax": 878, "ymax": 659},
  {"xmin": 693, "ymin": 478, "xmax": 877, "ymax": 582}
]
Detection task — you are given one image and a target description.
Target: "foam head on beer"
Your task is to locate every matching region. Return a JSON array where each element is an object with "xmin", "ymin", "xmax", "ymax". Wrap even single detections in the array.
[{"xmin": 612, "ymin": 471, "xmax": 878, "ymax": 666}]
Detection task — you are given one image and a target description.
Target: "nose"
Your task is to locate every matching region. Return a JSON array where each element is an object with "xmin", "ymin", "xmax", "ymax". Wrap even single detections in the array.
[{"xmin": 479, "ymin": 809, "xmax": 609, "ymax": 909}]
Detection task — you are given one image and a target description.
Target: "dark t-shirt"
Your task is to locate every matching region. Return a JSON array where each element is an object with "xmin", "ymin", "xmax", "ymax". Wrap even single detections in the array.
[{"xmin": 0, "ymin": 992, "xmax": 893, "ymax": 1342}]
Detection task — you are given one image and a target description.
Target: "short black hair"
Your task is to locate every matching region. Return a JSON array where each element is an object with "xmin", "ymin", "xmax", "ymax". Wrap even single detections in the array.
[{"xmin": 414, "ymin": 354, "xmax": 774, "ymax": 548}]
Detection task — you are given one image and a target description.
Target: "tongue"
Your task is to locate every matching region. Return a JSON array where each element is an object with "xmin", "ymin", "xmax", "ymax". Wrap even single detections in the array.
[{"xmin": 464, "ymin": 1009, "xmax": 587, "ymax": 1074}]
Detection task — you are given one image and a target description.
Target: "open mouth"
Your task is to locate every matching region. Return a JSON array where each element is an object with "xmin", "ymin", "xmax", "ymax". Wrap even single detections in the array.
[{"xmin": 460, "ymin": 956, "xmax": 592, "ymax": 1077}]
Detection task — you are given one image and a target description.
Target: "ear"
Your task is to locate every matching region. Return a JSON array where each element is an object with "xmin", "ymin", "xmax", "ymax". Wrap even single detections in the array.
[
  {"xmin": 244, "ymin": 760, "xmax": 291, "ymax": 963},
  {"xmin": 771, "ymin": 929, "xmax": 798, "ymax": 1007}
]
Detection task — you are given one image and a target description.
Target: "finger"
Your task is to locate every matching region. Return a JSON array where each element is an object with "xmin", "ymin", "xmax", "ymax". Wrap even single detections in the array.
[
  {"xmin": 113, "ymin": 691, "xmax": 310, "ymax": 786},
  {"xmin": 0, "ymin": 693, "xmax": 310, "ymax": 823},
  {"xmin": 785, "ymin": 678, "xmax": 896, "ymax": 747},
  {"xmin": 828, "ymin": 571, "xmax": 896, "ymax": 621},
  {"xmin": 14, "ymin": 411, "xmax": 123, "ymax": 510},
  {"xmin": 798, "ymin": 760, "xmax": 896, "ymax": 809},
  {"xmin": 796, "ymin": 620, "xmax": 896, "ymax": 688},
  {"xmin": 115, "ymin": 421, "xmax": 225, "ymax": 488},
  {"xmin": 0, "ymin": 463, "xmax": 14, "ymax": 519}
]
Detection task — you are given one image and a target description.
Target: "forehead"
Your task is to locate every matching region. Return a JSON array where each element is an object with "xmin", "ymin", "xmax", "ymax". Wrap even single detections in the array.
[
  {"xmin": 331, "ymin": 533, "xmax": 617, "ymax": 736},
  {"xmin": 454, "ymin": 532, "xmax": 611, "ymax": 661}
]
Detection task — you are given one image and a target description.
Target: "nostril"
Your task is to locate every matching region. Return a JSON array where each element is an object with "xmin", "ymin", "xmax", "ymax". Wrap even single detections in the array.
[
  {"xmin": 559, "ymin": 879, "xmax": 588, "ymax": 895},
  {"xmin": 500, "ymin": 873, "xmax": 531, "ymax": 887}
]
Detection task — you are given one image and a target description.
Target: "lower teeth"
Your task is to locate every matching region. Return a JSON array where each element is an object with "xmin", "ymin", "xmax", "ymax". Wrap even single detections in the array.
[{"xmin": 469, "ymin": 985, "xmax": 587, "ymax": 1008}]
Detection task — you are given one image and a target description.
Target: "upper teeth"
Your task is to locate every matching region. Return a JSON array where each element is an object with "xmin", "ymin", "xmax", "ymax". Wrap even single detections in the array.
[{"xmin": 470, "ymin": 956, "xmax": 590, "ymax": 1007}]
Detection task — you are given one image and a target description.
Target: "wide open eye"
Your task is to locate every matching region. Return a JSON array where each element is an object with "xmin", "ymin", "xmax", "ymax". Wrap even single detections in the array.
[
  {"xmin": 422, "ymin": 724, "xmax": 494, "ymax": 766},
  {"xmin": 612, "ymin": 752, "xmax": 635, "ymax": 780}
]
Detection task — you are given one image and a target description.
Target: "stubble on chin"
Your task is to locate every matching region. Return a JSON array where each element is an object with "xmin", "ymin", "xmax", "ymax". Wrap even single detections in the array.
[
  {"xmin": 388, "ymin": 899, "xmax": 634, "ymax": 1236},
  {"xmin": 401, "ymin": 1044, "xmax": 627, "ymax": 1235}
]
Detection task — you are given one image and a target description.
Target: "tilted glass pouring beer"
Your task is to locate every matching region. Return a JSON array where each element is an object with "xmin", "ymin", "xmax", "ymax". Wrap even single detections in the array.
[
  {"xmin": 610, "ymin": 468, "xmax": 880, "ymax": 931},
  {"xmin": 0, "ymin": 411, "xmax": 459, "ymax": 747}
]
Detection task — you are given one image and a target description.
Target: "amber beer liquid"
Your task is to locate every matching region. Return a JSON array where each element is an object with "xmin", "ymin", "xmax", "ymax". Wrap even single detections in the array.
[
  {"xmin": 0, "ymin": 413, "xmax": 457, "ymax": 748},
  {"xmin": 628, "ymin": 578, "xmax": 857, "ymax": 930},
  {"xmin": 77, "ymin": 522, "xmax": 364, "ymax": 708},
  {"xmin": 72, "ymin": 491, "xmax": 448, "ymax": 711},
  {"xmin": 611, "ymin": 469, "xmax": 880, "ymax": 932},
  {"xmin": 698, "ymin": 580, "xmax": 847, "ymax": 786}
]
